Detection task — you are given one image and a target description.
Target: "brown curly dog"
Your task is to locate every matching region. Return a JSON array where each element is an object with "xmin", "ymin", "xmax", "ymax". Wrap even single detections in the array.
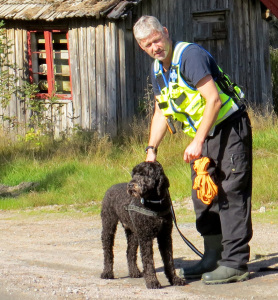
[{"xmin": 100, "ymin": 161, "xmax": 186, "ymax": 289}]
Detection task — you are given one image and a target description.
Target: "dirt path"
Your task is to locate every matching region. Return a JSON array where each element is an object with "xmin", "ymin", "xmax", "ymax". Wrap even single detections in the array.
[{"xmin": 0, "ymin": 210, "xmax": 277, "ymax": 300}]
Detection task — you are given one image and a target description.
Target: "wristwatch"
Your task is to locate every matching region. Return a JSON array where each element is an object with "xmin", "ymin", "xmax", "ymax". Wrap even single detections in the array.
[{"xmin": 145, "ymin": 146, "xmax": 157, "ymax": 154}]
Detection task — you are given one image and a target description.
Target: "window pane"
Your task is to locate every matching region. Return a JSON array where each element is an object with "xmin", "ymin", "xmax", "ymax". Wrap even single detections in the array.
[
  {"xmin": 29, "ymin": 31, "xmax": 71, "ymax": 97},
  {"xmin": 52, "ymin": 33, "xmax": 71, "ymax": 94},
  {"xmin": 30, "ymin": 32, "xmax": 48, "ymax": 93}
]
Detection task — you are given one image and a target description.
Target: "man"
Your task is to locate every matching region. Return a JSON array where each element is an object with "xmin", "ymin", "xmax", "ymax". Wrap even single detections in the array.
[{"xmin": 133, "ymin": 15, "xmax": 253, "ymax": 284}]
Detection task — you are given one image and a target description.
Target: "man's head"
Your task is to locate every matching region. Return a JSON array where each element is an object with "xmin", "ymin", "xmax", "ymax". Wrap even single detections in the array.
[{"xmin": 133, "ymin": 16, "xmax": 172, "ymax": 63}]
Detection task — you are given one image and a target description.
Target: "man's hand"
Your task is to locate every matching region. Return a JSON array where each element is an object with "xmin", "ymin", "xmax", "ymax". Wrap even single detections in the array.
[
  {"xmin": 146, "ymin": 149, "xmax": 157, "ymax": 162},
  {"xmin": 183, "ymin": 139, "xmax": 203, "ymax": 163}
]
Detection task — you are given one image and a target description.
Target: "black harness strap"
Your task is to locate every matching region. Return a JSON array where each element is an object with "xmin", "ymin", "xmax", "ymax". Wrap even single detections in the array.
[
  {"xmin": 173, "ymin": 92, "xmax": 186, "ymax": 106},
  {"xmin": 158, "ymin": 102, "xmax": 168, "ymax": 109},
  {"xmin": 125, "ymin": 204, "xmax": 171, "ymax": 217},
  {"xmin": 156, "ymin": 72, "xmax": 167, "ymax": 90}
]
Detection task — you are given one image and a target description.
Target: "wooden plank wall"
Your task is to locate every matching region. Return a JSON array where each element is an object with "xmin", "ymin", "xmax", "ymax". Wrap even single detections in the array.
[
  {"xmin": 0, "ymin": 19, "xmax": 130, "ymax": 138},
  {"xmin": 68, "ymin": 18, "xmax": 123, "ymax": 136},
  {"xmin": 0, "ymin": 25, "xmax": 29, "ymax": 135},
  {"xmin": 228, "ymin": 0, "xmax": 272, "ymax": 105},
  {"xmin": 132, "ymin": 0, "xmax": 272, "ymax": 108},
  {"xmin": 0, "ymin": 0, "xmax": 273, "ymax": 138}
]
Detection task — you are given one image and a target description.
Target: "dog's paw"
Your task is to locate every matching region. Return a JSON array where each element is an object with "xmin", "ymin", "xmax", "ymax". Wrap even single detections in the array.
[
  {"xmin": 129, "ymin": 268, "xmax": 143, "ymax": 278},
  {"xmin": 170, "ymin": 276, "xmax": 187, "ymax": 286},
  {"xmin": 100, "ymin": 271, "xmax": 114, "ymax": 279},
  {"xmin": 146, "ymin": 280, "xmax": 162, "ymax": 289}
]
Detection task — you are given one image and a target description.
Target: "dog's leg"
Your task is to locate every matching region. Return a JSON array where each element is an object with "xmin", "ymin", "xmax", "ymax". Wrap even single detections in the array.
[
  {"xmin": 157, "ymin": 225, "xmax": 186, "ymax": 286},
  {"xmin": 139, "ymin": 238, "xmax": 161, "ymax": 289},
  {"xmin": 124, "ymin": 228, "xmax": 142, "ymax": 278},
  {"xmin": 100, "ymin": 209, "xmax": 118, "ymax": 279}
]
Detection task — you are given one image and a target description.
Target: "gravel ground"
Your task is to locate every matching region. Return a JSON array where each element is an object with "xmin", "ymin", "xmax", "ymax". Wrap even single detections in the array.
[{"xmin": 0, "ymin": 209, "xmax": 277, "ymax": 300}]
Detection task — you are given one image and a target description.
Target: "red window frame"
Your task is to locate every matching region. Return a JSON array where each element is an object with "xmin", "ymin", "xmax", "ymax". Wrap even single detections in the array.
[{"xmin": 27, "ymin": 30, "xmax": 72, "ymax": 100}]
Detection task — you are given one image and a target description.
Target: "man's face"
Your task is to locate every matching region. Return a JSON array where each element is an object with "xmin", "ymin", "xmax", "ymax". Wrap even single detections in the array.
[{"xmin": 139, "ymin": 28, "xmax": 171, "ymax": 62}]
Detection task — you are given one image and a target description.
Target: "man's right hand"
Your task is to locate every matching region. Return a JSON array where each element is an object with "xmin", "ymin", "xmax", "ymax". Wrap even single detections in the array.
[{"xmin": 146, "ymin": 149, "xmax": 157, "ymax": 162}]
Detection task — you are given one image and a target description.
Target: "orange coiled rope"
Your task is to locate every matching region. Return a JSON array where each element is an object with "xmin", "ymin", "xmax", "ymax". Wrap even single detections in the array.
[{"xmin": 193, "ymin": 157, "xmax": 218, "ymax": 205}]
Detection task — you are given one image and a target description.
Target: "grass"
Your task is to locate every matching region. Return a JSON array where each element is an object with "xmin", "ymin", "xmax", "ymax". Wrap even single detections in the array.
[
  {"xmin": 249, "ymin": 108, "xmax": 278, "ymax": 210},
  {"xmin": 0, "ymin": 158, "xmax": 130, "ymax": 210},
  {"xmin": 0, "ymin": 108, "xmax": 277, "ymax": 224}
]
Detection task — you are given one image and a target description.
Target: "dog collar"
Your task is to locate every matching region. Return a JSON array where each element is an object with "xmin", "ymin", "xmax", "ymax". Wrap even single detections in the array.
[{"xmin": 141, "ymin": 197, "xmax": 165, "ymax": 205}]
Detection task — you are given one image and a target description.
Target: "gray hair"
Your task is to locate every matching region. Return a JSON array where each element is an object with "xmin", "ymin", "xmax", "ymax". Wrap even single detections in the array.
[{"xmin": 133, "ymin": 16, "xmax": 164, "ymax": 42}]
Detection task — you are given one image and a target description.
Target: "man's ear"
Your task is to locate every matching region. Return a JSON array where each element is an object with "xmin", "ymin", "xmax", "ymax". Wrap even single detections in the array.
[{"xmin": 163, "ymin": 27, "xmax": 169, "ymax": 38}]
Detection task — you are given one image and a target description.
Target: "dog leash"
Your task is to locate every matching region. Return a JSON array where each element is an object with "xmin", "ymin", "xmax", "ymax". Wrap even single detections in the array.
[{"xmin": 167, "ymin": 190, "xmax": 204, "ymax": 258}]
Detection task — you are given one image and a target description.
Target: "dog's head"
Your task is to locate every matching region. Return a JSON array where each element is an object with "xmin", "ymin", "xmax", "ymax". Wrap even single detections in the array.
[{"xmin": 127, "ymin": 161, "xmax": 170, "ymax": 198}]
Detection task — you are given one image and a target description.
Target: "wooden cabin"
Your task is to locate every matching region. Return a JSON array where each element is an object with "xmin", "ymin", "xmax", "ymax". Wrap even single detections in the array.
[{"xmin": 0, "ymin": 0, "xmax": 274, "ymax": 137}]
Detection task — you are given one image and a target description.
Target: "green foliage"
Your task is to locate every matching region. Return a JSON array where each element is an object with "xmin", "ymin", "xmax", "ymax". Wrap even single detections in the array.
[
  {"xmin": 269, "ymin": 16, "xmax": 278, "ymax": 48},
  {"xmin": 251, "ymin": 112, "xmax": 278, "ymax": 209},
  {"xmin": 0, "ymin": 109, "xmax": 277, "ymax": 218},
  {"xmin": 270, "ymin": 47, "xmax": 278, "ymax": 113},
  {"xmin": 19, "ymin": 82, "xmax": 61, "ymax": 137},
  {"xmin": 0, "ymin": 23, "xmax": 276, "ymax": 220}
]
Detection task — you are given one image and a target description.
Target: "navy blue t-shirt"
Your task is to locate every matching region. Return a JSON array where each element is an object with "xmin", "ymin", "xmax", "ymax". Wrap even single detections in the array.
[{"xmin": 151, "ymin": 43, "xmax": 220, "ymax": 96}]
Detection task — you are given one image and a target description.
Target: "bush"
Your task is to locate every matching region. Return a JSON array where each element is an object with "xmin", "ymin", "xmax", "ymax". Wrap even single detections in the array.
[{"xmin": 270, "ymin": 47, "xmax": 278, "ymax": 114}]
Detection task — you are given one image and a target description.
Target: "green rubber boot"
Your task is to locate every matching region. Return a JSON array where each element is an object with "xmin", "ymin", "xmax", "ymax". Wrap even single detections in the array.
[
  {"xmin": 179, "ymin": 234, "xmax": 223, "ymax": 279},
  {"xmin": 202, "ymin": 265, "xmax": 250, "ymax": 284}
]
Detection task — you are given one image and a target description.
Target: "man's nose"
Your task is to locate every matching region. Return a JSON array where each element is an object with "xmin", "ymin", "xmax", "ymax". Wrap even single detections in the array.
[{"xmin": 153, "ymin": 43, "xmax": 159, "ymax": 51}]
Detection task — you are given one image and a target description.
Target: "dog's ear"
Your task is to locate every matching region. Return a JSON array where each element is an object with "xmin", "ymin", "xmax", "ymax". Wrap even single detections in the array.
[{"xmin": 156, "ymin": 165, "xmax": 170, "ymax": 195}]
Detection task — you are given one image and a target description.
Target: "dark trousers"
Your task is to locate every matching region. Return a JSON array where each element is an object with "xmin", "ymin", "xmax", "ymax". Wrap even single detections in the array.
[{"xmin": 190, "ymin": 111, "xmax": 253, "ymax": 270}]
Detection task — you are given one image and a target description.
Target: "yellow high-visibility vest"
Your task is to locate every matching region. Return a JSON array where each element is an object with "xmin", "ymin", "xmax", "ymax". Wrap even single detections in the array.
[{"xmin": 154, "ymin": 42, "xmax": 244, "ymax": 137}]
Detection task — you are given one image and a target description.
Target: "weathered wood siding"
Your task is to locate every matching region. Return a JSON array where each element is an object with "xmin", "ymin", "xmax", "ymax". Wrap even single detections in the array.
[
  {"xmin": 0, "ymin": 25, "xmax": 28, "ymax": 135},
  {"xmin": 68, "ymin": 18, "xmax": 133, "ymax": 136},
  {"xmin": 132, "ymin": 0, "xmax": 272, "ymax": 107},
  {"xmin": 0, "ymin": 0, "xmax": 273, "ymax": 138},
  {"xmin": 0, "ymin": 19, "xmax": 132, "ymax": 137},
  {"xmin": 0, "ymin": 24, "xmax": 74, "ymax": 137}
]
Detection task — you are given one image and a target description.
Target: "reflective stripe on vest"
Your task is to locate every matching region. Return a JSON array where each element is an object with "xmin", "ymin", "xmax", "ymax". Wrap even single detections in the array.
[{"xmin": 154, "ymin": 42, "xmax": 241, "ymax": 137}]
